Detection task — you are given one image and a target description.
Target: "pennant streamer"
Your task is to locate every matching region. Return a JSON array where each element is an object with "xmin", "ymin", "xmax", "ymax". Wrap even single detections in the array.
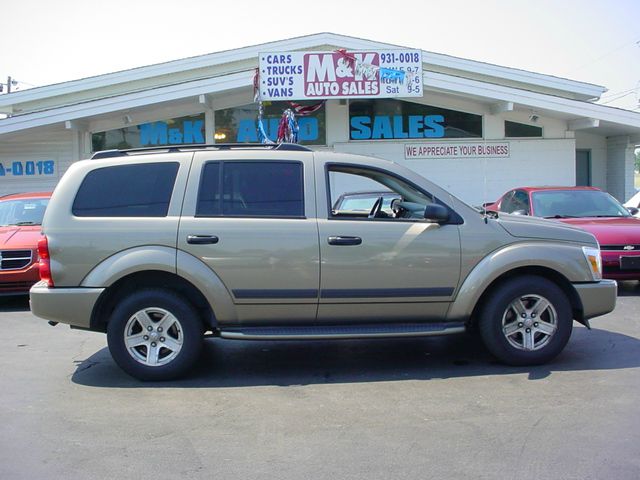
[{"xmin": 276, "ymin": 109, "xmax": 298, "ymax": 143}]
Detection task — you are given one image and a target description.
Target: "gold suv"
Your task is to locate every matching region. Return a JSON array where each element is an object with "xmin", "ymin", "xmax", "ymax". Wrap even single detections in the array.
[{"xmin": 30, "ymin": 144, "xmax": 616, "ymax": 381}]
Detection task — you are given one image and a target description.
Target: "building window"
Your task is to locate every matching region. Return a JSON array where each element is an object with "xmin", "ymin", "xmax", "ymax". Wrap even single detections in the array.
[
  {"xmin": 197, "ymin": 161, "xmax": 304, "ymax": 217},
  {"xmin": 349, "ymin": 99, "xmax": 482, "ymax": 140},
  {"xmin": 505, "ymin": 120, "xmax": 542, "ymax": 138},
  {"xmin": 91, "ymin": 114, "xmax": 205, "ymax": 152},
  {"xmin": 72, "ymin": 163, "xmax": 179, "ymax": 217},
  {"xmin": 214, "ymin": 102, "xmax": 326, "ymax": 145}
]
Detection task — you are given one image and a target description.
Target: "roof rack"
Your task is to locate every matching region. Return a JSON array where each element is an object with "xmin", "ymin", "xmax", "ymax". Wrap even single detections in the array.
[{"xmin": 90, "ymin": 143, "xmax": 312, "ymax": 160}]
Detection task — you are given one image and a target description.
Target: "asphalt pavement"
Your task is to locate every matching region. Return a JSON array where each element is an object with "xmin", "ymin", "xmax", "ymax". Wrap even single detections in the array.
[{"xmin": 1, "ymin": 284, "xmax": 640, "ymax": 480}]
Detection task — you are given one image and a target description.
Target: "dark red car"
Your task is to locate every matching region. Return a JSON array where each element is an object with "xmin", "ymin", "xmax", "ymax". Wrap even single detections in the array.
[
  {"xmin": 0, "ymin": 192, "xmax": 51, "ymax": 295},
  {"xmin": 486, "ymin": 186, "xmax": 640, "ymax": 281}
]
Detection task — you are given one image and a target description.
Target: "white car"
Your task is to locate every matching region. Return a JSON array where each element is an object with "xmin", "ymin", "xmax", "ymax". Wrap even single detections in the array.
[{"xmin": 624, "ymin": 190, "xmax": 640, "ymax": 217}]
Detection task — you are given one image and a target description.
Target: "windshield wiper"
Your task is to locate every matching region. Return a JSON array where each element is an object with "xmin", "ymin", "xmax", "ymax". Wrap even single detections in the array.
[
  {"xmin": 544, "ymin": 215, "xmax": 578, "ymax": 219},
  {"xmin": 9, "ymin": 221, "xmax": 40, "ymax": 226}
]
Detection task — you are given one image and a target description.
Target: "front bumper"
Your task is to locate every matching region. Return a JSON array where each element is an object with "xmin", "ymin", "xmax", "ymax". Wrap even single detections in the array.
[
  {"xmin": 29, "ymin": 281, "xmax": 104, "ymax": 329},
  {"xmin": 601, "ymin": 250, "xmax": 640, "ymax": 280},
  {"xmin": 0, "ymin": 260, "xmax": 40, "ymax": 295},
  {"xmin": 573, "ymin": 279, "xmax": 617, "ymax": 321}
]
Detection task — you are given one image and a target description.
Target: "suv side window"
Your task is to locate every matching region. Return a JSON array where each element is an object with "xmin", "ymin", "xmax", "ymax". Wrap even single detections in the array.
[
  {"xmin": 72, "ymin": 162, "xmax": 179, "ymax": 217},
  {"xmin": 327, "ymin": 164, "xmax": 447, "ymax": 221},
  {"xmin": 196, "ymin": 161, "xmax": 304, "ymax": 218},
  {"xmin": 499, "ymin": 191, "xmax": 516, "ymax": 213},
  {"xmin": 512, "ymin": 190, "xmax": 530, "ymax": 214}
]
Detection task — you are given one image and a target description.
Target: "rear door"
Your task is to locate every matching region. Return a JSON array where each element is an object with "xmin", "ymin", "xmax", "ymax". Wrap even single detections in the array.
[{"xmin": 177, "ymin": 151, "xmax": 319, "ymax": 325}]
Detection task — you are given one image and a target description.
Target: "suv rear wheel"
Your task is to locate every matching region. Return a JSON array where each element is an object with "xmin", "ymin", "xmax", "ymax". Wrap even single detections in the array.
[
  {"xmin": 106, "ymin": 289, "xmax": 204, "ymax": 381},
  {"xmin": 479, "ymin": 275, "xmax": 573, "ymax": 366}
]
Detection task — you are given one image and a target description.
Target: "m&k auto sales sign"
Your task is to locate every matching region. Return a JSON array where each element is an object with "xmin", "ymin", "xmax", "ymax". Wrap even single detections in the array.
[{"xmin": 258, "ymin": 50, "xmax": 423, "ymax": 100}]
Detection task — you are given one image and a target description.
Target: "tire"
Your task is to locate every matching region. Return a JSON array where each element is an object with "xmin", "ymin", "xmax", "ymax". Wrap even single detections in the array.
[
  {"xmin": 106, "ymin": 289, "xmax": 204, "ymax": 381},
  {"xmin": 478, "ymin": 275, "xmax": 573, "ymax": 366}
]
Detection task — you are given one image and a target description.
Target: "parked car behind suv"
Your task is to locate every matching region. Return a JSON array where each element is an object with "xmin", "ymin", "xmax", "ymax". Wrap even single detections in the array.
[
  {"xmin": 0, "ymin": 192, "xmax": 51, "ymax": 295},
  {"xmin": 30, "ymin": 145, "xmax": 616, "ymax": 381},
  {"xmin": 485, "ymin": 186, "xmax": 640, "ymax": 280}
]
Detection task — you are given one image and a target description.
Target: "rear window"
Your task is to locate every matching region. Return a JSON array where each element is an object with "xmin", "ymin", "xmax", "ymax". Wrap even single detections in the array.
[
  {"xmin": 72, "ymin": 162, "xmax": 179, "ymax": 217},
  {"xmin": 196, "ymin": 161, "xmax": 304, "ymax": 217}
]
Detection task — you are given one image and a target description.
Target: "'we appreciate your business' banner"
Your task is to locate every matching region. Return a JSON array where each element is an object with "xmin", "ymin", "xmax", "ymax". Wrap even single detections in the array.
[{"xmin": 258, "ymin": 50, "xmax": 423, "ymax": 101}]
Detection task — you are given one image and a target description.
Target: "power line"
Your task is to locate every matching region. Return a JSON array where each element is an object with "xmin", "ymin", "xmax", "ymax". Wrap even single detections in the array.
[
  {"xmin": 600, "ymin": 86, "xmax": 638, "ymax": 99},
  {"xmin": 599, "ymin": 91, "xmax": 636, "ymax": 105},
  {"xmin": 570, "ymin": 36, "xmax": 640, "ymax": 73}
]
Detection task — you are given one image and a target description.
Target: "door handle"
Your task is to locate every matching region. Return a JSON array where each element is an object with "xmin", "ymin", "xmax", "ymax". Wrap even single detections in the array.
[
  {"xmin": 187, "ymin": 235, "xmax": 219, "ymax": 245},
  {"xmin": 328, "ymin": 236, "xmax": 362, "ymax": 246}
]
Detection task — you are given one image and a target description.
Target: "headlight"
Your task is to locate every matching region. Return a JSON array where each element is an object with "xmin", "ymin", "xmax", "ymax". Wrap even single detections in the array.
[{"xmin": 582, "ymin": 246, "xmax": 602, "ymax": 281}]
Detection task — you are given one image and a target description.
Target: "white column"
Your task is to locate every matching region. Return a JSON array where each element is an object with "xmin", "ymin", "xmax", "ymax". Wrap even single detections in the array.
[
  {"xmin": 325, "ymin": 99, "xmax": 349, "ymax": 147},
  {"xmin": 606, "ymin": 135, "xmax": 635, "ymax": 201}
]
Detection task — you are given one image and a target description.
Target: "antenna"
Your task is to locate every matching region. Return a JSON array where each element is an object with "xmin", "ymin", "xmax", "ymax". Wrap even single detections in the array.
[{"xmin": 482, "ymin": 154, "xmax": 488, "ymax": 223}]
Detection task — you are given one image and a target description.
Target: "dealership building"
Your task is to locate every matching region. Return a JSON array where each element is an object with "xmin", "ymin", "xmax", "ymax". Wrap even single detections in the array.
[{"xmin": 1, "ymin": 32, "xmax": 640, "ymax": 206}]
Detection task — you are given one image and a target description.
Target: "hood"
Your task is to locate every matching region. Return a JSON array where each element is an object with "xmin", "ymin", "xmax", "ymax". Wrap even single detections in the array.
[
  {"xmin": 0, "ymin": 225, "xmax": 42, "ymax": 249},
  {"xmin": 495, "ymin": 213, "xmax": 597, "ymax": 245},
  {"xmin": 557, "ymin": 217, "xmax": 640, "ymax": 246}
]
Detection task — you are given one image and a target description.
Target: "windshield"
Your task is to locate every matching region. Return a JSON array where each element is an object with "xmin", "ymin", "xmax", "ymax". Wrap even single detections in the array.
[
  {"xmin": 0, "ymin": 198, "xmax": 49, "ymax": 226},
  {"xmin": 532, "ymin": 190, "xmax": 630, "ymax": 218}
]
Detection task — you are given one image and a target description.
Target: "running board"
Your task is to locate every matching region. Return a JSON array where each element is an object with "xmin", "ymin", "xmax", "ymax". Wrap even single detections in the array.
[{"xmin": 219, "ymin": 322, "xmax": 466, "ymax": 340}]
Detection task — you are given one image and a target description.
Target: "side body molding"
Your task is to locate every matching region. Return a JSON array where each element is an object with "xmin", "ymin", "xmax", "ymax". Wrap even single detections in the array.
[{"xmin": 446, "ymin": 242, "xmax": 593, "ymax": 321}]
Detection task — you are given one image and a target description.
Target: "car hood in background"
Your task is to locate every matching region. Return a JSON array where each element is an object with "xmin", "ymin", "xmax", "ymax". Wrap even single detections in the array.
[
  {"xmin": 557, "ymin": 217, "xmax": 640, "ymax": 246},
  {"xmin": 0, "ymin": 225, "xmax": 42, "ymax": 249},
  {"xmin": 495, "ymin": 213, "xmax": 597, "ymax": 245}
]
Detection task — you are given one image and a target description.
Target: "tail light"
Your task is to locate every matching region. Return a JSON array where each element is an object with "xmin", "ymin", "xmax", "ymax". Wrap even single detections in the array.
[{"xmin": 37, "ymin": 235, "xmax": 54, "ymax": 287}]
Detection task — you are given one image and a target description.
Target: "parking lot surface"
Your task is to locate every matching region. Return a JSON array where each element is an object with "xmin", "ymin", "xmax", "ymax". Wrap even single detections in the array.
[{"xmin": 1, "ymin": 285, "xmax": 640, "ymax": 480}]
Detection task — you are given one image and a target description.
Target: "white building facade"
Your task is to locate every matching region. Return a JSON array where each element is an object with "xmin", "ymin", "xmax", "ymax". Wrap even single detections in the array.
[{"xmin": 1, "ymin": 33, "xmax": 639, "ymax": 206}]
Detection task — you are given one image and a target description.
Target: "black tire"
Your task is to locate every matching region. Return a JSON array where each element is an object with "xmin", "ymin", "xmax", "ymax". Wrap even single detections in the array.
[
  {"xmin": 106, "ymin": 288, "xmax": 204, "ymax": 381},
  {"xmin": 478, "ymin": 275, "xmax": 573, "ymax": 366}
]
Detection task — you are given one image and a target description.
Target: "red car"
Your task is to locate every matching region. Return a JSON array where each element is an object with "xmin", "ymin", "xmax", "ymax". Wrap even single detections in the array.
[
  {"xmin": 0, "ymin": 192, "xmax": 51, "ymax": 295},
  {"xmin": 486, "ymin": 186, "xmax": 640, "ymax": 281}
]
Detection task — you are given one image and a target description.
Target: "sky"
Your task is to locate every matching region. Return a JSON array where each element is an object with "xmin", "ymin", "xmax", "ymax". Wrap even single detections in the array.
[{"xmin": 1, "ymin": 0, "xmax": 640, "ymax": 110}]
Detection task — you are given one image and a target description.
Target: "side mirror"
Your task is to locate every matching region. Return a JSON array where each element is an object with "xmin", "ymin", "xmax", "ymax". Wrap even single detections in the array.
[
  {"xmin": 627, "ymin": 207, "xmax": 639, "ymax": 215},
  {"xmin": 424, "ymin": 204, "xmax": 450, "ymax": 223}
]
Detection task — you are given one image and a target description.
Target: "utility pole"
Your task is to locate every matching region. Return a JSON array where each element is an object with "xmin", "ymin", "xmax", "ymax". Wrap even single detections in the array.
[{"xmin": 0, "ymin": 76, "xmax": 18, "ymax": 94}]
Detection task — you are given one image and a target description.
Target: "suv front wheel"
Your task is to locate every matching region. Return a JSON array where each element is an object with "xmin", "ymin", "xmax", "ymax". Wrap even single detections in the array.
[
  {"xmin": 106, "ymin": 289, "xmax": 204, "ymax": 381},
  {"xmin": 479, "ymin": 275, "xmax": 573, "ymax": 366}
]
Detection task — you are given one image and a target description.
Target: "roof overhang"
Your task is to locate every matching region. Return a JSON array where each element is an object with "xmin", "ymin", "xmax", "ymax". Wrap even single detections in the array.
[
  {"xmin": 0, "ymin": 33, "xmax": 605, "ymax": 115},
  {"xmin": 0, "ymin": 67, "xmax": 635, "ymax": 140}
]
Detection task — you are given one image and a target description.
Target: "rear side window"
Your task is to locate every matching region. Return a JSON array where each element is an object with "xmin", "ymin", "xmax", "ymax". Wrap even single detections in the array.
[
  {"xmin": 73, "ymin": 162, "xmax": 179, "ymax": 217},
  {"xmin": 196, "ymin": 161, "xmax": 304, "ymax": 217}
]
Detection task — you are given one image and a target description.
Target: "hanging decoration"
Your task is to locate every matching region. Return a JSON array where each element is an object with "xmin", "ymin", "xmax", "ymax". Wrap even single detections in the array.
[
  {"xmin": 276, "ymin": 109, "xmax": 298, "ymax": 143},
  {"xmin": 254, "ymin": 68, "xmax": 275, "ymax": 144},
  {"xmin": 256, "ymin": 101, "xmax": 274, "ymax": 144},
  {"xmin": 253, "ymin": 68, "xmax": 325, "ymax": 144}
]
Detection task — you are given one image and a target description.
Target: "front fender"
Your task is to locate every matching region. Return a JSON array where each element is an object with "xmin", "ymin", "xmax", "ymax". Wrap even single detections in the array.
[{"xmin": 447, "ymin": 241, "xmax": 593, "ymax": 321}]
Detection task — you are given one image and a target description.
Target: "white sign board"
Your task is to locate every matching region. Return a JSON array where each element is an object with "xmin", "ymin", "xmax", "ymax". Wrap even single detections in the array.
[
  {"xmin": 259, "ymin": 50, "xmax": 423, "ymax": 101},
  {"xmin": 404, "ymin": 142, "xmax": 510, "ymax": 159}
]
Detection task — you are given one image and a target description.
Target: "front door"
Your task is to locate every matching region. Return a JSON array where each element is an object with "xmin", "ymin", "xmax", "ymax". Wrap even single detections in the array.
[{"xmin": 315, "ymin": 162, "xmax": 461, "ymax": 322}]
